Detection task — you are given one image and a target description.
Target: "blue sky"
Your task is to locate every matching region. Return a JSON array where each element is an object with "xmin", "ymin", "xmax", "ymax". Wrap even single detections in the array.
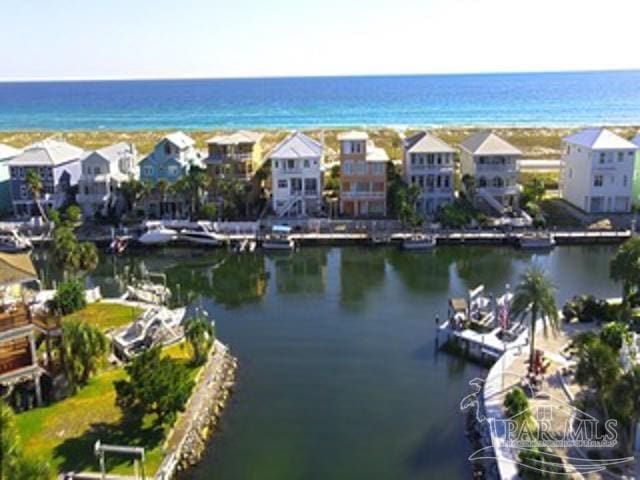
[{"xmin": 2, "ymin": 0, "xmax": 640, "ymax": 80}]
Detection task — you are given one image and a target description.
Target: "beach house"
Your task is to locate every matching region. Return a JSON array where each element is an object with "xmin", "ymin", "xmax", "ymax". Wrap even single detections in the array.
[
  {"xmin": 8, "ymin": 139, "xmax": 83, "ymax": 218},
  {"xmin": 0, "ymin": 144, "xmax": 21, "ymax": 218},
  {"xmin": 459, "ymin": 132, "xmax": 521, "ymax": 213},
  {"xmin": 339, "ymin": 131, "xmax": 388, "ymax": 217},
  {"xmin": 269, "ymin": 131, "xmax": 324, "ymax": 217},
  {"xmin": 0, "ymin": 252, "xmax": 58, "ymax": 407},
  {"xmin": 138, "ymin": 132, "xmax": 202, "ymax": 218},
  {"xmin": 402, "ymin": 131, "xmax": 455, "ymax": 214},
  {"xmin": 205, "ymin": 130, "xmax": 264, "ymax": 183},
  {"xmin": 561, "ymin": 128, "xmax": 638, "ymax": 213},
  {"xmin": 76, "ymin": 142, "xmax": 138, "ymax": 218},
  {"xmin": 631, "ymin": 133, "xmax": 640, "ymax": 207}
]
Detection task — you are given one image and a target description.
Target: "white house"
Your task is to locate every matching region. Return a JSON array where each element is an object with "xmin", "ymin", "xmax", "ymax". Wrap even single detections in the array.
[
  {"xmin": 632, "ymin": 133, "xmax": 640, "ymax": 207},
  {"xmin": 561, "ymin": 128, "xmax": 638, "ymax": 213},
  {"xmin": 269, "ymin": 131, "xmax": 324, "ymax": 217},
  {"xmin": 8, "ymin": 139, "xmax": 84, "ymax": 218},
  {"xmin": 459, "ymin": 131, "xmax": 521, "ymax": 214},
  {"xmin": 76, "ymin": 142, "xmax": 138, "ymax": 218},
  {"xmin": 402, "ymin": 131, "xmax": 455, "ymax": 214}
]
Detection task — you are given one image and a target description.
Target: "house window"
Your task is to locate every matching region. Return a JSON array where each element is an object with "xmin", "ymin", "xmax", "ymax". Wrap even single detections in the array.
[
  {"xmin": 287, "ymin": 160, "xmax": 295, "ymax": 170},
  {"xmin": 168, "ymin": 166, "xmax": 179, "ymax": 176},
  {"xmin": 444, "ymin": 176, "xmax": 450, "ymax": 188},
  {"xmin": 371, "ymin": 163, "xmax": 384, "ymax": 175},
  {"xmin": 20, "ymin": 185, "xmax": 27, "ymax": 199},
  {"xmin": 10, "ymin": 167, "xmax": 17, "ymax": 179},
  {"xmin": 618, "ymin": 152, "xmax": 624, "ymax": 162},
  {"xmin": 303, "ymin": 159, "xmax": 310, "ymax": 168},
  {"xmin": 274, "ymin": 160, "xmax": 279, "ymax": 169},
  {"xmin": 623, "ymin": 175, "xmax": 628, "ymax": 187},
  {"xmin": 594, "ymin": 175, "xmax": 603, "ymax": 187},
  {"xmin": 343, "ymin": 161, "xmax": 352, "ymax": 175},
  {"xmin": 304, "ymin": 178, "xmax": 317, "ymax": 194},
  {"xmin": 599, "ymin": 153, "xmax": 606, "ymax": 164},
  {"xmin": 143, "ymin": 166, "xmax": 154, "ymax": 176},
  {"xmin": 278, "ymin": 179, "xmax": 287, "ymax": 189},
  {"xmin": 164, "ymin": 143, "xmax": 172, "ymax": 155}
]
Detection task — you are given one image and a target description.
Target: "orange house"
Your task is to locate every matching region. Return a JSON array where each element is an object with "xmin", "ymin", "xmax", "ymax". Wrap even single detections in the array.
[{"xmin": 338, "ymin": 131, "xmax": 388, "ymax": 217}]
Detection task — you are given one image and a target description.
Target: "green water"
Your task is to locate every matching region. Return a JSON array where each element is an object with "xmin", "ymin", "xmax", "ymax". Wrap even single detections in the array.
[{"xmin": 35, "ymin": 245, "xmax": 620, "ymax": 479}]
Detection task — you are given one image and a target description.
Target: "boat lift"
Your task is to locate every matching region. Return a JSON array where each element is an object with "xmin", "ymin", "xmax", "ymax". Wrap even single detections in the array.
[{"xmin": 94, "ymin": 440, "xmax": 146, "ymax": 479}]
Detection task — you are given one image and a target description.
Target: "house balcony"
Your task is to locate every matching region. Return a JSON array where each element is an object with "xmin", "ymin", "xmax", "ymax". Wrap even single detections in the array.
[
  {"xmin": 0, "ymin": 304, "xmax": 61, "ymax": 338},
  {"xmin": 341, "ymin": 191, "xmax": 386, "ymax": 199},
  {"xmin": 475, "ymin": 163, "xmax": 518, "ymax": 174},
  {"xmin": 207, "ymin": 152, "xmax": 253, "ymax": 164}
]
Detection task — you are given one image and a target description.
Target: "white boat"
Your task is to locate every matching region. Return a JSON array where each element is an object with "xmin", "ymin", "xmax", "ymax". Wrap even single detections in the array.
[
  {"xmin": 112, "ymin": 306, "xmax": 187, "ymax": 360},
  {"xmin": 138, "ymin": 223, "xmax": 178, "ymax": 245},
  {"xmin": 179, "ymin": 222, "xmax": 221, "ymax": 246},
  {"xmin": 262, "ymin": 225, "xmax": 295, "ymax": 251},
  {"xmin": 402, "ymin": 234, "xmax": 436, "ymax": 251},
  {"xmin": 0, "ymin": 229, "xmax": 32, "ymax": 253},
  {"xmin": 126, "ymin": 281, "xmax": 171, "ymax": 304},
  {"xmin": 517, "ymin": 232, "xmax": 556, "ymax": 250}
]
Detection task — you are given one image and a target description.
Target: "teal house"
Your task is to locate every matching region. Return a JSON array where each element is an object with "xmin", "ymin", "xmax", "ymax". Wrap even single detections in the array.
[
  {"xmin": 0, "ymin": 143, "xmax": 21, "ymax": 218},
  {"xmin": 138, "ymin": 132, "xmax": 203, "ymax": 218}
]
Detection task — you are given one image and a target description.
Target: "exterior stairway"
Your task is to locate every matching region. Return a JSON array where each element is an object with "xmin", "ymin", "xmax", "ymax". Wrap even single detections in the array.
[{"xmin": 477, "ymin": 188, "xmax": 505, "ymax": 215}]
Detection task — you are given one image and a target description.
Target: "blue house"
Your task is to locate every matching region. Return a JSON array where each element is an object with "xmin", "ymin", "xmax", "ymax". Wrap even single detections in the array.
[
  {"xmin": 138, "ymin": 132, "xmax": 202, "ymax": 218},
  {"xmin": 8, "ymin": 139, "xmax": 84, "ymax": 218}
]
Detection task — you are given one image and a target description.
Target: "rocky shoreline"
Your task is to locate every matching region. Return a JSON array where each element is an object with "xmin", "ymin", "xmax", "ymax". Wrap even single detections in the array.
[{"xmin": 156, "ymin": 339, "xmax": 238, "ymax": 479}]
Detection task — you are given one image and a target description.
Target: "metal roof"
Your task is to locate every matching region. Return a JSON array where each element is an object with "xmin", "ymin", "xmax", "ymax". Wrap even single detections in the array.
[
  {"xmin": 460, "ymin": 131, "xmax": 522, "ymax": 156},
  {"xmin": 564, "ymin": 127, "xmax": 638, "ymax": 150},
  {"xmin": 8, "ymin": 139, "xmax": 84, "ymax": 167},
  {"xmin": 269, "ymin": 131, "xmax": 323, "ymax": 159},
  {"xmin": 404, "ymin": 131, "xmax": 455, "ymax": 154}
]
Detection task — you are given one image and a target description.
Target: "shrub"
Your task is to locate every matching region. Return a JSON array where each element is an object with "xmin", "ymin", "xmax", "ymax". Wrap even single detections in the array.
[
  {"xmin": 48, "ymin": 280, "xmax": 86, "ymax": 316},
  {"xmin": 600, "ymin": 322, "xmax": 631, "ymax": 352},
  {"xmin": 115, "ymin": 346, "xmax": 194, "ymax": 426}
]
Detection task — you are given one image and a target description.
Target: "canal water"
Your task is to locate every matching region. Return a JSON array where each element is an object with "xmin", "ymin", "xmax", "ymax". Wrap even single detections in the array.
[{"xmin": 35, "ymin": 245, "xmax": 620, "ymax": 479}]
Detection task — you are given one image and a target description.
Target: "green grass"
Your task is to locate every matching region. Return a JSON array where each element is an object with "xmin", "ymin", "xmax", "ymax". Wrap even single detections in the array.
[
  {"xmin": 63, "ymin": 303, "xmax": 144, "ymax": 332},
  {"xmin": 15, "ymin": 343, "xmax": 199, "ymax": 477}
]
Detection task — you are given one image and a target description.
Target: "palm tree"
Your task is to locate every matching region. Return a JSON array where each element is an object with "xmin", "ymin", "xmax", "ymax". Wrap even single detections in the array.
[
  {"xmin": 611, "ymin": 365, "xmax": 640, "ymax": 452},
  {"xmin": 25, "ymin": 169, "xmax": 48, "ymax": 221},
  {"xmin": 610, "ymin": 237, "xmax": 640, "ymax": 315},
  {"xmin": 59, "ymin": 320, "xmax": 109, "ymax": 392},
  {"xmin": 120, "ymin": 177, "xmax": 144, "ymax": 214},
  {"xmin": 155, "ymin": 179, "xmax": 169, "ymax": 217},
  {"xmin": 510, "ymin": 265, "xmax": 559, "ymax": 373},
  {"xmin": 184, "ymin": 313, "xmax": 215, "ymax": 365},
  {"xmin": 461, "ymin": 173, "xmax": 476, "ymax": 202}
]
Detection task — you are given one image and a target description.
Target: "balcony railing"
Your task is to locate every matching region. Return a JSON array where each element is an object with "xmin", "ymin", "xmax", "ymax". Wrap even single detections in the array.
[
  {"xmin": 0, "ymin": 304, "xmax": 61, "ymax": 335},
  {"xmin": 341, "ymin": 191, "xmax": 386, "ymax": 198},
  {"xmin": 208, "ymin": 152, "xmax": 253, "ymax": 163}
]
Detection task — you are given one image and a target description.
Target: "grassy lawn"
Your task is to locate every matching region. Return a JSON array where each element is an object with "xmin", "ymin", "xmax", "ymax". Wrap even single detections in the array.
[
  {"xmin": 63, "ymin": 302, "xmax": 144, "ymax": 332},
  {"xmin": 16, "ymin": 343, "xmax": 199, "ymax": 477}
]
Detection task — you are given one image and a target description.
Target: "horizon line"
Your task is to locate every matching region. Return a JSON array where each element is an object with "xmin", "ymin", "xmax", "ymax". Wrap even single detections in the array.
[{"xmin": 1, "ymin": 67, "xmax": 639, "ymax": 84}]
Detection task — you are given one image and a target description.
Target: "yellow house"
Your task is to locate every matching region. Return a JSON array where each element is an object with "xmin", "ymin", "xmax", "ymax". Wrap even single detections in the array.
[{"xmin": 205, "ymin": 130, "xmax": 264, "ymax": 183}]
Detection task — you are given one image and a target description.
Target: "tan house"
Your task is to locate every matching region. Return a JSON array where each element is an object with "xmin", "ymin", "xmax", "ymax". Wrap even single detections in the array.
[
  {"xmin": 338, "ymin": 131, "xmax": 388, "ymax": 217},
  {"xmin": 0, "ymin": 252, "xmax": 58, "ymax": 407},
  {"xmin": 205, "ymin": 130, "xmax": 264, "ymax": 182}
]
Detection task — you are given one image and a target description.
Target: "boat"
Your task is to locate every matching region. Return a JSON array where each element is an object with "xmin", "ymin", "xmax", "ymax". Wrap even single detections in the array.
[
  {"xmin": 179, "ymin": 222, "xmax": 221, "ymax": 246},
  {"xmin": 262, "ymin": 225, "xmax": 296, "ymax": 251},
  {"xmin": 0, "ymin": 229, "xmax": 32, "ymax": 253},
  {"xmin": 138, "ymin": 222, "xmax": 178, "ymax": 246},
  {"xmin": 517, "ymin": 232, "xmax": 556, "ymax": 250},
  {"xmin": 401, "ymin": 233, "xmax": 436, "ymax": 251},
  {"xmin": 111, "ymin": 306, "xmax": 187, "ymax": 360},
  {"xmin": 126, "ymin": 281, "xmax": 171, "ymax": 305}
]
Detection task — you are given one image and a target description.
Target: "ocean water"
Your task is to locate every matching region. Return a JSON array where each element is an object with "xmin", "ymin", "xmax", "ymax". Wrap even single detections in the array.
[{"xmin": 1, "ymin": 70, "xmax": 640, "ymax": 130}]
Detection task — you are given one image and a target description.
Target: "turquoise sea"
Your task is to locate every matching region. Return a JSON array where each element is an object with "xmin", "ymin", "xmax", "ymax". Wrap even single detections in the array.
[{"xmin": 1, "ymin": 70, "xmax": 640, "ymax": 130}]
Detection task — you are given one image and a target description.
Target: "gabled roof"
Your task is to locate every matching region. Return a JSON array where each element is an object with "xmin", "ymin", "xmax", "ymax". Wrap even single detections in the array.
[
  {"xmin": 84, "ymin": 142, "xmax": 136, "ymax": 164},
  {"xmin": 366, "ymin": 142, "xmax": 389, "ymax": 162},
  {"xmin": 0, "ymin": 252, "xmax": 37, "ymax": 287},
  {"xmin": 563, "ymin": 127, "xmax": 638, "ymax": 150},
  {"xmin": 8, "ymin": 138, "xmax": 84, "ymax": 167},
  {"xmin": 163, "ymin": 131, "xmax": 195, "ymax": 149},
  {"xmin": 338, "ymin": 130, "xmax": 369, "ymax": 141},
  {"xmin": 404, "ymin": 131, "xmax": 455, "ymax": 154},
  {"xmin": 269, "ymin": 131, "xmax": 323, "ymax": 159},
  {"xmin": 207, "ymin": 130, "xmax": 263, "ymax": 145},
  {"xmin": 460, "ymin": 131, "xmax": 521, "ymax": 156},
  {"xmin": 0, "ymin": 143, "xmax": 21, "ymax": 161},
  {"xmin": 632, "ymin": 133, "xmax": 640, "ymax": 147}
]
